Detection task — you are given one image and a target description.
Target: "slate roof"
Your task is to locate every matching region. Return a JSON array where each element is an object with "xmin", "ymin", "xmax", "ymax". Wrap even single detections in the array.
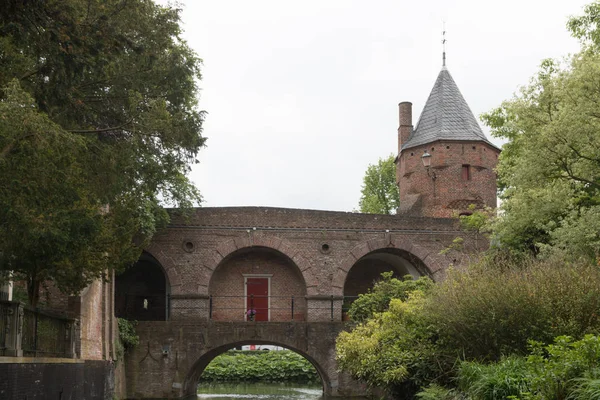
[{"xmin": 402, "ymin": 67, "xmax": 499, "ymax": 151}]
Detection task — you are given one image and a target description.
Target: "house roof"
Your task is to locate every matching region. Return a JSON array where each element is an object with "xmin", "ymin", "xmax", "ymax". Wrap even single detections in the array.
[{"xmin": 402, "ymin": 67, "xmax": 499, "ymax": 151}]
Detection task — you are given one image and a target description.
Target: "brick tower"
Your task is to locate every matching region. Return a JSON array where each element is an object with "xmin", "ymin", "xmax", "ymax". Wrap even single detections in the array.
[{"xmin": 395, "ymin": 65, "xmax": 500, "ymax": 217}]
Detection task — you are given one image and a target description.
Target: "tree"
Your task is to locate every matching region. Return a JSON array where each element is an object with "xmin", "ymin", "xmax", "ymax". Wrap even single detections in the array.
[
  {"xmin": 358, "ymin": 154, "xmax": 400, "ymax": 214},
  {"xmin": 482, "ymin": 3, "xmax": 600, "ymax": 260},
  {"xmin": 0, "ymin": 0, "xmax": 205, "ymax": 305}
]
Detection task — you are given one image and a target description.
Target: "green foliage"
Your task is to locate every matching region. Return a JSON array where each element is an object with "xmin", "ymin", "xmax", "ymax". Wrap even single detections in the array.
[
  {"xmin": 200, "ymin": 350, "xmax": 319, "ymax": 384},
  {"xmin": 458, "ymin": 356, "xmax": 531, "ymax": 400},
  {"xmin": 337, "ymin": 256, "xmax": 600, "ymax": 396},
  {"xmin": 337, "ymin": 292, "xmax": 444, "ymax": 399},
  {"xmin": 482, "ymin": 4, "xmax": 600, "ymax": 259},
  {"xmin": 425, "ymin": 258, "xmax": 600, "ymax": 361},
  {"xmin": 567, "ymin": 1, "xmax": 600, "ymax": 48},
  {"xmin": 0, "ymin": 0, "xmax": 205, "ymax": 304},
  {"xmin": 457, "ymin": 335, "xmax": 600, "ymax": 400},
  {"xmin": 347, "ymin": 272, "xmax": 433, "ymax": 322},
  {"xmin": 416, "ymin": 384, "xmax": 463, "ymax": 400},
  {"xmin": 358, "ymin": 154, "xmax": 400, "ymax": 214},
  {"xmin": 117, "ymin": 318, "xmax": 139, "ymax": 352}
]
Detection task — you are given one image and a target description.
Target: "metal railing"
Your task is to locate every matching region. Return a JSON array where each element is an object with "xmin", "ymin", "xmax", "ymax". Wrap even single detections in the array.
[
  {"xmin": 207, "ymin": 295, "xmax": 308, "ymax": 321},
  {"xmin": 0, "ymin": 300, "xmax": 76, "ymax": 358},
  {"xmin": 166, "ymin": 294, "xmax": 364, "ymax": 322}
]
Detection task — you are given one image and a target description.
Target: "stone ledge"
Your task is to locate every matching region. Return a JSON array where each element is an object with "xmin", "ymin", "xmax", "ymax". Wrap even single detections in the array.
[{"xmin": 0, "ymin": 356, "xmax": 84, "ymax": 364}]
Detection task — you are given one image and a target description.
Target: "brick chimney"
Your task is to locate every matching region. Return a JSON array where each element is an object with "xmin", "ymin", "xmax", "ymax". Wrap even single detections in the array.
[{"xmin": 398, "ymin": 102, "xmax": 412, "ymax": 154}]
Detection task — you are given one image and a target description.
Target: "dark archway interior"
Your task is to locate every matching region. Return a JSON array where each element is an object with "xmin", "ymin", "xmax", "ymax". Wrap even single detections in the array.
[
  {"xmin": 343, "ymin": 248, "xmax": 427, "ymax": 298},
  {"xmin": 185, "ymin": 341, "xmax": 327, "ymax": 397},
  {"xmin": 115, "ymin": 252, "xmax": 169, "ymax": 321}
]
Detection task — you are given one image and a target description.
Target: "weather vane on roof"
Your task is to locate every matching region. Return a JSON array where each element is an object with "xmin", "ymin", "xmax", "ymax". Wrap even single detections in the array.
[{"xmin": 442, "ymin": 21, "xmax": 447, "ymax": 67}]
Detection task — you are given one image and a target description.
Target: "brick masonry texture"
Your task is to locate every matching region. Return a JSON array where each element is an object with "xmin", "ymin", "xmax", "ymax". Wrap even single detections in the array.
[
  {"xmin": 146, "ymin": 206, "xmax": 474, "ymax": 303},
  {"xmin": 398, "ymin": 141, "xmax": 499, "ymax": 217},
  {"xmin": 125, "ymin": 321, "xmax": 369, "ymax": 399}
]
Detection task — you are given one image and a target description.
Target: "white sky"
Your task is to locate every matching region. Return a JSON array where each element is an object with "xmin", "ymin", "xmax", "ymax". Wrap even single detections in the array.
[{"xmin": 176, "ymin": 0, "xmax": 589, "ymax": 212}]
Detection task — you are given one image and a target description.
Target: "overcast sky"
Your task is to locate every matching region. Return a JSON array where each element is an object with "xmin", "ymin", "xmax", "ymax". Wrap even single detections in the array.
[{"xmin": 176, "ymin": 0, "xmax": 589, "ymax": 212}]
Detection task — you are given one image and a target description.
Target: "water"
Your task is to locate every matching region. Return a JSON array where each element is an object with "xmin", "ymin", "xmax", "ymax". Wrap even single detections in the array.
[{"xmin": 197, "ymin": 383, "xmax": 324, "ymax": 400}]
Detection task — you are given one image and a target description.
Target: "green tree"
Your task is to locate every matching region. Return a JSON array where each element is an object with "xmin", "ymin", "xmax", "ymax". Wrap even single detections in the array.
[
  {"xmin": 358, "ymin": 154, "xmax": 400, "ymax": 214},
  {"xmin": 0, "ymin": 0, "xmax": 205, "ymax": 305},
  {"xmin": 482, "ymin": 4, "xmax": 600, "ymax": 259}
]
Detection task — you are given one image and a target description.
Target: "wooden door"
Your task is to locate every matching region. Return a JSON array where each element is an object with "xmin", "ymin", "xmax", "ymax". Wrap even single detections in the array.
[{"xmin": 246, "ymin": 277, "xmax": 269, "ymax": 321}]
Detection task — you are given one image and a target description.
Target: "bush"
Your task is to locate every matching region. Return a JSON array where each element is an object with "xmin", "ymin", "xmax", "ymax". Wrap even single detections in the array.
[
  {"xmin": 200, "ymin": 350, "xmax": 319, "ymax": 383},
  {"xmin": 425, "ymin": 258, "xmax": 600, "ymax": 361},
  {"xmin": 456, "ymin": 335, "xmax": 600, "ymax": 400},
  {"xmin": 337, "ymin": 291, "xmax": 445, "ymax": 399},
  {"xmin": 458, "ymin": 356, "xmax": 531, "ymax": 399},
  {"xmin": 347, "ymin": 272, "xmax": 433, "ymax": 322},
  {"xmin": 416, "ymin": 384, "xmax": 464, "ymax": 400},
  {"xmin": 336, "ymin": 256, "xmax": 600, "ymax": 397}
]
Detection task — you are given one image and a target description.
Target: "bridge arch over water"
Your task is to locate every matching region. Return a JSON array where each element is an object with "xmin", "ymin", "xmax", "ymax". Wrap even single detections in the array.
[{"xmin": 184, "ymin": 340, "xmax": 330, "ymax": 397}]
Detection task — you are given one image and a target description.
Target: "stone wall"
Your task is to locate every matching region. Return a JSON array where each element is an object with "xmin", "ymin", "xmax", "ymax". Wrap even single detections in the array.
[
  {"xmin": 125, "ymin": 321, "xmax": 369, "ymax": 399},
  {"xmin": 0, "ymin": 357, "xmax": 114, "ymax": 400}
]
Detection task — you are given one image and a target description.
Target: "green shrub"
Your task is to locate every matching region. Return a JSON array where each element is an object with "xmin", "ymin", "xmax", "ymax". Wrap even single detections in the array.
[
  {"xmin": 117, "ymin": 318, "xmax": 139, "ymax": 351},
  {"xmin": 425, "ymin": 258, "xmax": 600, "ymax": 361},
  {"xmin": 200, "ymin": 350, "xmax": 319, "ymax": 383},
  {"xmin": 337, "ymin": 291, "xmax": 444, "ymax": 399},
  {"xmin": 458, "ymin": 356, "xmax": 531, "ymax": 400},
  {"xmin": 347, "ymin": 272, "xmax": 433, "ymax": 322},
  {"xmin": 569, "ymin": 377, "xmax": 600, "ymax": 400},
  {"xmin": 416, "ymin": 384, "xmax": 464, "ymax": 400},
  {"xmin": 456, "ymin": 336, "xmax": 600, "ymax": 400}
]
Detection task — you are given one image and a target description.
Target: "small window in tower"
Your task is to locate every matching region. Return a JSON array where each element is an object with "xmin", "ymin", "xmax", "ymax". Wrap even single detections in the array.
[
  {"xmin": 410, "ymin": 152, "xmax": 414, "ymax": 156},
  {"xmin": 462, "ymin": 165, "xmax": 471, "ymax": 181},
  {"xmin": 446, "ymin": 146, "xmax": 450, "ymax": 149},
  {"xmin": 431, "ymin": 147, "xmax": 435, "ymax": 151}
]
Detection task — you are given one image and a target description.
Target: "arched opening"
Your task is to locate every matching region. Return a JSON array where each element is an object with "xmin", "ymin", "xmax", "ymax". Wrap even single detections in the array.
[
  {"xmin": 343, "ymin": 248, "xmax": 428, "ymax": 313},
  {"xmin": 209, "ymin": 247, "xmax": 307, "ymax": 321},
  {"xmin": 115, "ymin": 251, "xmax": 170, "ymax": 321},
  {"xmin": 185, "ymin": 341, "xmax": 327, "ymax": 399}
]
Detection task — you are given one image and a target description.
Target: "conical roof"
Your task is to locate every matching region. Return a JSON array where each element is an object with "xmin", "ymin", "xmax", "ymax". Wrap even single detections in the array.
[{"xmin": 402, "ymin": 67, "xmax": 498, "ymax": 151}]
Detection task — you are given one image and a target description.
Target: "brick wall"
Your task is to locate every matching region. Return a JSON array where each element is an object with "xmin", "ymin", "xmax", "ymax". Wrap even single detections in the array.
[
  {"xmin": 209, "ymin": 248, "xmax": 306, "ymax": 321},
  {"xmin": 398, "ymin": 140, "xmax": 499, "ymax": 217},
  {"xmin": 140, "ymin": 206, "xmax": 479, "ymax": 323}
]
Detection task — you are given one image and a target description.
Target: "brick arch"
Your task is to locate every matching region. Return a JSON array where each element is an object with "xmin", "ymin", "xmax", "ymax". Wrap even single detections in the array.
[
  {"xmin": 331, "ymin": 236, "xmax": 439, "ymax": 293},
  {"xmin": 207, "ymin": 236, "xmax": 319, "ymax": 296},
  {"xmin": 182, "ymin": 338, "xmax": 331, "ymax": 397},
  {"xmin": 140, "ymin": 248, "xmax": 182, "ymax": 292}
]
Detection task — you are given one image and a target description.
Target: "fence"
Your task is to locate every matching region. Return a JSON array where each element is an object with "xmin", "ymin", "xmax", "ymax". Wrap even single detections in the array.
[
  {"xmin": 200, "ymin": 295, "xmax": 360, "ymax": 322},
  {"xmin": 0, "ymin": 300, "xmax": 76, "ymax": 358}
]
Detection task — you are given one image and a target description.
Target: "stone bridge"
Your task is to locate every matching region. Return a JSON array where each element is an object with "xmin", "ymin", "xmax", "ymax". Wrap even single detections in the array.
[
  {"xmin": 126, "ymin": 321, "xmax": 363, "ymax": 398},
  {"xmin": 120, "ymin": 207, "xmax": 476, "ymax": 398}
]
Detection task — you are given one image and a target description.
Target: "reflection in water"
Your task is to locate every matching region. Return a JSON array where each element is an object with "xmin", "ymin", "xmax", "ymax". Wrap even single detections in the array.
[{"xmin": 197, "ymin": 383, "xmax": 323, "ymax": 400}]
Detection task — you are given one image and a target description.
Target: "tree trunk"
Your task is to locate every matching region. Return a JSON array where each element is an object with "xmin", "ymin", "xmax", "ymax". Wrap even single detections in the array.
[{"xmin": 27, "ymin": 275, "xmax": 40, "ymax": 307}]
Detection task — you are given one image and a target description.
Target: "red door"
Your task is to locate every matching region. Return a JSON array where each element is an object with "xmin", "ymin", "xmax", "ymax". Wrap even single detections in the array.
[{"xmin": 246, "ymin": 278, "xmax": 269, "ymax": 321}]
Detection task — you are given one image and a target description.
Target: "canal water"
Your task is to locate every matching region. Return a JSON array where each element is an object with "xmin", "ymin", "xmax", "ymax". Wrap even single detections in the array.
[{"xmin": 197, "ymin": 383, "xmax": 325, "ymax": 400}]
